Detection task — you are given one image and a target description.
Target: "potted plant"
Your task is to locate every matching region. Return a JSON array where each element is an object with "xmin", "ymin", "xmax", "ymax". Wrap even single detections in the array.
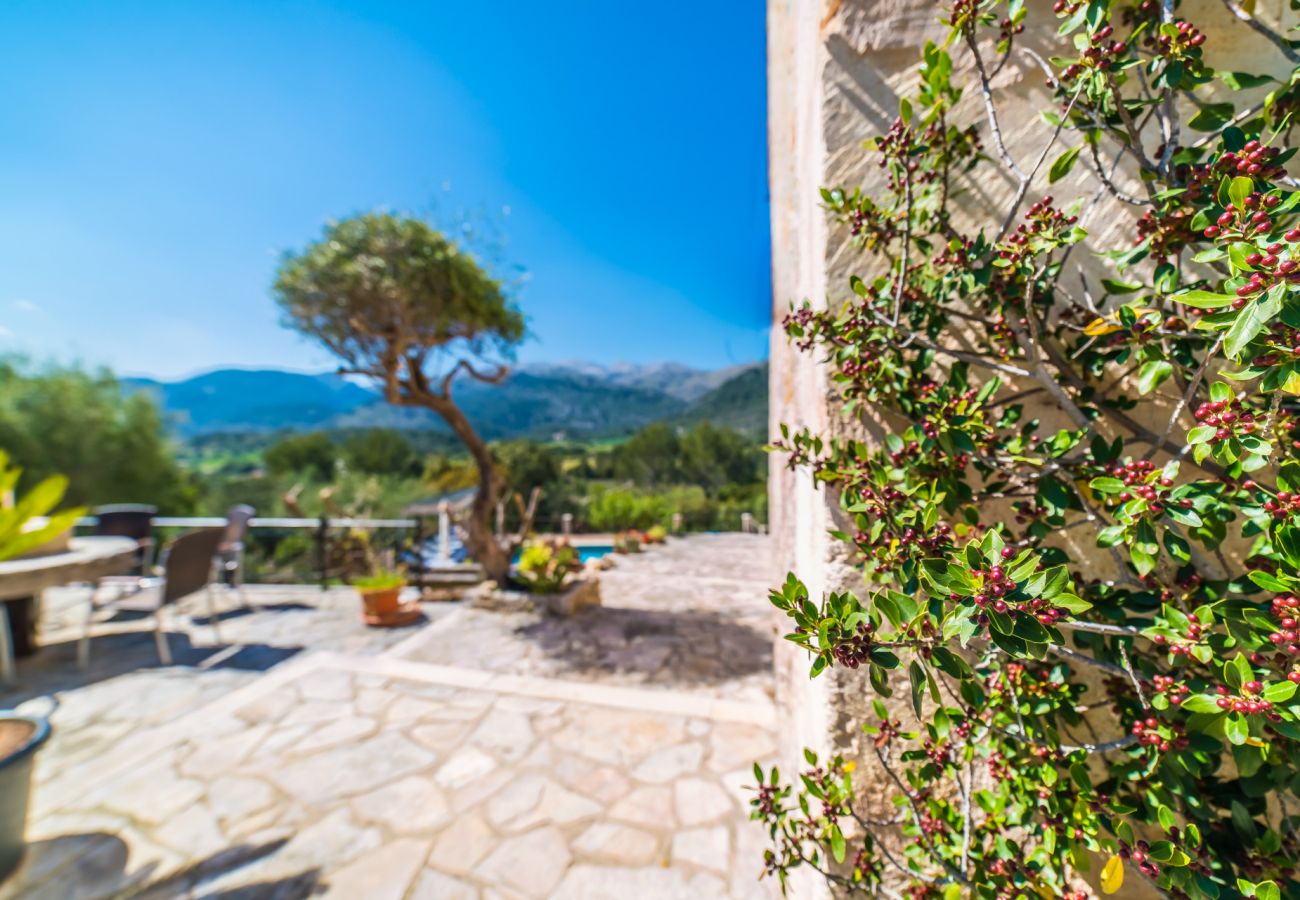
[
  {"xmin": 0, "ymin": 714, "xmax": 50, "ymax": 879},
  {"xmin": 353, "ymin": 568, "xmax": 417, "ymax": 627},
  {"xmin": 512, "ymin": 539, "xmax": 598, "ymax": 616}
]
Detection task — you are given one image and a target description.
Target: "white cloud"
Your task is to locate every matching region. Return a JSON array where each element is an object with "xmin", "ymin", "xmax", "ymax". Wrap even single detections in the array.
[
  {"xmin": 11, "ymin": 299, "xmax": 37, "ymax": 312},
  {"xmin": 0, "ymin": 326, "xmax": 12, "ymax": 338}
]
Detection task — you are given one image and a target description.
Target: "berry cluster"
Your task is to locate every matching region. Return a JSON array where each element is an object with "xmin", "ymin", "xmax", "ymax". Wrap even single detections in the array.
[
  {"xmin": 1266, "ymin": 595, "xmax": 1300, "ymax": 654},
  {"xmin": 1131, "ymin": 716, "xmax": 1185, "ymax": 752},
  {"xmin": 1134, "ymin": 204, "xmax": 1197, "ymax": 263},
  {"xmin": 996, "ymin": 197, "xmax": 1078, "ymax": 266},
  {"xmin": 1120, "ymin": 839, "xmax": 1164, "ymax": 880},
  {"xmin": 1152, "ymin": 673, "xmax": 1190, "ymax": 705},
  {"xmin": 1193, "ymin": 397, "xmax": 1258, "ymax": 441},
  {"xmin": 1261, "ymin": 491, "xmax": 1300, "ymax": 522},
  {"xmin": 971, "ymin": 566, "xmax": 1073, "ymax": 627},
  {"xmin": 1152, "ymin": 612, "xmax": 1204, "ymax": 658},
  {"xmin": 1057, "ymin": 24, "xmax": 1126, "ymax": 81},
  {"xmin": 1214, "ymin": 681, "xmax": 1277, "ymax": 717},
  {"xmin": 830, "ymin": 621, "xmax": 876, "ymax": 669},
  {"xmin": 1214, "ymin": 139, "xmax": 1287, "ymax": 181},
  {"xmin": 1154, "ymin": 19, "xmax": 1206, "ymax": 58},
  {"xmin": 1202, "ymin": 190, "xmax": 1284, "ymax": 242},
  {"xmin": 1104, "ymin": 459, "xmax": 1192, "ymax": 518}
]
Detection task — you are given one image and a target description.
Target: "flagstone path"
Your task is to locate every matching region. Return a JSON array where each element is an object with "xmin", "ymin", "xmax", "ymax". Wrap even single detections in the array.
[{"xmin": 0, "ymin": 534, "xmax": 783, "ymax": 900}]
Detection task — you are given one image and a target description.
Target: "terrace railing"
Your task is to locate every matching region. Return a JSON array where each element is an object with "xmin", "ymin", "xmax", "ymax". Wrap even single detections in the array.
[{"xmin": 76, "ymin": 515, "xmax": 418, "ymax": 589}]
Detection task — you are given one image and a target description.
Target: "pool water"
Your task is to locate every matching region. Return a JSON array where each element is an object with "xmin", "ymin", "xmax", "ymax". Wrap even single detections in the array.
[
  {"xmin": 510, "ymin": 544, "xmax": 613, "ymax": 565},
  {"xmin": 575, "ymin": 545, "xmax": 614, "ymax": 563}
]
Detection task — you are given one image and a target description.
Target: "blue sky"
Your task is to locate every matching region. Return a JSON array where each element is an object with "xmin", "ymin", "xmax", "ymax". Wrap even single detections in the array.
[{"xmin": 0, "ymin": 1, "xmax": 770, "ymax": 379}]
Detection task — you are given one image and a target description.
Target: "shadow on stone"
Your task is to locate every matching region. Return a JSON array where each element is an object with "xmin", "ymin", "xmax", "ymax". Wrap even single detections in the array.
[
  {"xmin": 0, "ymin": 629, "xmax": 303, "ymax": 711},
  {"xmin": 124, "ymin": 838, "xmax": 322, "ymax": 900},
  {"xmin": 514, "ymin": 605, "xmax": 772, "ymax": 686},
  {"xmin": 3, "ymin": 834, "xmax": 319, "ymax": 900}
]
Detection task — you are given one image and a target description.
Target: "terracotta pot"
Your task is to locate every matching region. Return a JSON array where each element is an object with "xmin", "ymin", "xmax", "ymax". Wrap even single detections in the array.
[
  {"xmin": 359, "ymin": 585, "xmax": 403, "ymax": 618},
  {"xmin": 0, "ymin": 714, "xmax": 50, "ymax": 880}
]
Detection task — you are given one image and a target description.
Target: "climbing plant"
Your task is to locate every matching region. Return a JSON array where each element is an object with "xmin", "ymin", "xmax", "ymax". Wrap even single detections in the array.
[{"xmin": 755, "ymin": 1, "xmax": 1300, "ymax": 897}]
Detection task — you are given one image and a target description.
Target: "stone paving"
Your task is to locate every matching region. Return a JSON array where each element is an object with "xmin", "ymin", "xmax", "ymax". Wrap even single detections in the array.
[
  {"xmin": 396, "ymin": 534, "xmax": 776, "ymax": 703},
  {"xmin": 0, "ymin": 535, "xmax": 782, "ymax": 899}
]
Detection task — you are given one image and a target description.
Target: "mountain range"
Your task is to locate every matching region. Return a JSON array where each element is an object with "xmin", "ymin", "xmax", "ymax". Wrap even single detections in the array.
[{"xmin": 125, "ymin": 360, "xmax": 769, "ymax": 441}]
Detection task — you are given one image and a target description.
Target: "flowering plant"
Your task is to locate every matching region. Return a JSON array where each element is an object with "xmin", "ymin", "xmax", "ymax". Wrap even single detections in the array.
[{"xmin": 756, "ymin": 2, "xmax": 1300, "ymax": 897}]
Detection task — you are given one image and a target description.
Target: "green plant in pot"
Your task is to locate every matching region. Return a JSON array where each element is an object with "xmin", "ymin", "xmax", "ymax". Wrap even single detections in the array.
[
  {"xmin": 353, "ymin": 568, "xmax": 407, "ymax": 624},
  {"xmin": 514, "ymin": 540, "xmax": 580, "ymax": 594}
]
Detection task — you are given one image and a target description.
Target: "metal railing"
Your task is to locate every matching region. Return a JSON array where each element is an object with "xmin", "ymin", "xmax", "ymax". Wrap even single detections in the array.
[{"xmin": 77, "ymin": 515, "xmax": 419, "ymax": 590}]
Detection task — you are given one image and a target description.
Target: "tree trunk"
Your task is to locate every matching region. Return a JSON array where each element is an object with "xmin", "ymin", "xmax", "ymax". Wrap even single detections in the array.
[{"xmin": 424, "ymin": 396, "xmax": 512, "ymax": 583}]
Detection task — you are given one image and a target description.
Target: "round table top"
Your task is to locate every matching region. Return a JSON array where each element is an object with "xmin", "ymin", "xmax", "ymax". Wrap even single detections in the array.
[{"xmin": 0, "ymin": 536, "xmax": 139, "ymax": 600}]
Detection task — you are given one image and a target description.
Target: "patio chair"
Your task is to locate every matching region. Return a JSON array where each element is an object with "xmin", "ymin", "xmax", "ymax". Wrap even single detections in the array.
[
  {"xmin": 92, "ymin": 504, "xmax": 157, "ymax": 575},
  {"xmin": 215, "ymin": 504, "xmax": 255, "ymax": 608},
  {"xmin": 78, "ymin": 527, "xmax": 225, "ymax": 669}
]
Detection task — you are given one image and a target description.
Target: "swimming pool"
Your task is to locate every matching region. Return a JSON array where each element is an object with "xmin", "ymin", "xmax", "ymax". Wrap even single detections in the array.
[{"xmin": 511, "ymin": 544, "xmax": 613, "ymax": 564}]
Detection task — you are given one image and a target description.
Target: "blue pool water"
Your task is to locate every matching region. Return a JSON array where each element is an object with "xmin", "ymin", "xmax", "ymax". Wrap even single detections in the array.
[
  {"xmin": 575, "ymin": 545, "xmax": 614, "ymax": 563},
  {"xmin": 511, "ymin": 544, "xmax": 614, "ymax": 565}
]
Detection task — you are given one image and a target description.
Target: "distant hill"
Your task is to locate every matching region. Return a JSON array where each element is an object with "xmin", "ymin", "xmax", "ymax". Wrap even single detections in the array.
[
  {"xmin": 681, "ymin": 361, "xmax": 768, "ymax": 435},
  {"xmin": 125, "ymin": 360, "xmax": 767, "ymax": 441},
  {"xmin": 124, "ymin": 369, "xmax": 374, "ymax": 434}
]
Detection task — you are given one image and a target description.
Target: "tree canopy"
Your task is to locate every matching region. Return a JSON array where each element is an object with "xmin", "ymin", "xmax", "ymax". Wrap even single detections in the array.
[
  {"xmin": 0, "ymin": 360, "xmax": 195, "ymax": 513},
  {"xmin": 274, "ymin": 212, "xmax": 525, "ymax": 394},
  {"xmin": 273, "ymin": 211, "xmax": 527, "ymax": 580}
]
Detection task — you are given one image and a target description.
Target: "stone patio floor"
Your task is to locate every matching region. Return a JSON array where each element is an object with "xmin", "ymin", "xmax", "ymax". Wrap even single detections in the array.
[{"xmin": 0, "ymin": 534, "xmax": 782, "ymax": 899}]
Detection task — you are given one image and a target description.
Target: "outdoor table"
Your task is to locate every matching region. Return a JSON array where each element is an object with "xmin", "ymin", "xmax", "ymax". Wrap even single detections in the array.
[{"xmin": 0, "ymin": 536, "xmax": 138, "ymax": 684}]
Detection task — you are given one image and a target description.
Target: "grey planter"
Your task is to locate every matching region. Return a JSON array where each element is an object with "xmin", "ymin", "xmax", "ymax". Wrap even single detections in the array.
[{"xmin": 0, "ymin": 714, "xmax": 50, "ymax": 881}]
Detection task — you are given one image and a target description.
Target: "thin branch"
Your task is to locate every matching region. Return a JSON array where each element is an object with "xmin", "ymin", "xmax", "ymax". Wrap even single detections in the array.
[
  {"xmin": 1148, "ymin": 335, "xmax": 1222, "ymax": 461},
  {"xmin": 965, "ymin": 30, "xmax": 1025, "ymax": 180}
]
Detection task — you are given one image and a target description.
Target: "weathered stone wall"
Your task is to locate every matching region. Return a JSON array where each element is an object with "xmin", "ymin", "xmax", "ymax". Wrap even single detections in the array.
[{"xmin": 766, "ymin": 0, "xmax": 1294, "ymax": 894}]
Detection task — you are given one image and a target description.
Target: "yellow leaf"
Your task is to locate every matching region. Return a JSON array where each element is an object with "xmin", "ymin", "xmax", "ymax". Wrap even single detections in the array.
[
  {"xmin": 1084, "ymin": 317, "xmax": 1122, "ymax": 336},
  {"xmin": 842, "ymin": 760, "xmax": 857, "ymax": 773},
  {"xmin": 1242, "ymin": 0, "xmax": 1256, "ymax": 13},
  {"xmin": 1101, "ymin": 855, "xmax": 1125, "ymax": 894}
]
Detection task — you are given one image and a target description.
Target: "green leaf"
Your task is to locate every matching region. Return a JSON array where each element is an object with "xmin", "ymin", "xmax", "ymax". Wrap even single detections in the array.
[
  {"xmin": 908, "ymin": 660, "xmax": 926, "ymax": 718},
  {"xmin": 1179, "ymin": 694, "xmax": 1223, "ymax": 714},
  {"xmin": 1089, "ymin": 477, "xmax": 1126, "ymax": 494},
  {"xmin": 1225, "ymin": 286, "xmax": 1284, "ymax": 360},
  {"xmin": 830, "ymin": 824, "xmax": 846, "ymax": 863},
  {"xmin": 1249, "ymin": 570, "xmax": 1292, "ymax": 592},
  {"xmin": 1225, "ymin": 653, "xmax": 1252, "ymax": 689},
  {"xmin": 1225, "ymin": 713, "xmax": 1250, "ymax": 745},
  {"xmin": 1137, "ymin": 360, "xmax": 1174, "ymax": 395},
  {"xmin": 1173, "ymin": 289, "xmax": 1235, "ymax": 309},
  {"xmin": 1048, "ymin": 146, "xmax": 1082, "ymax": 183},
  {"xmin": 1230, "ymin": 176, "xmax": 1255, "ymax": 209},
  {"xmin": 1264, "ymin": 681, "xmax": 1297, "ymax": 703}
]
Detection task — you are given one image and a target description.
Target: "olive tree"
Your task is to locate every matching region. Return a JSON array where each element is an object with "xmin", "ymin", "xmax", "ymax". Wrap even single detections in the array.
[{"xmin": 273, "ymin": 212, "xmax": 525, "ymax": 581}]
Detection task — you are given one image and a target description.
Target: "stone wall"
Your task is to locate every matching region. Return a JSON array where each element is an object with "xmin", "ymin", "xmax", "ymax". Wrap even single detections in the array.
[{"xmin": 765, "ymin": 0, "xmax": 1294, "ymax": 894}]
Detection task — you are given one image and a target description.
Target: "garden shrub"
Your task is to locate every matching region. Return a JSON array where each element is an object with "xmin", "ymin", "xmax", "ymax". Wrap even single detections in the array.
[{"xmin": 755, "ymin": 2, "xmax": 1300, "ymax": 898}]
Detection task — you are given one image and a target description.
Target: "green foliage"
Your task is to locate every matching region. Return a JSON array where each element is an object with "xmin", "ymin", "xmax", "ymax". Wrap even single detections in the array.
[
  {"xmin": 760, "ymin": 4, "xmax": 1300, "ymax": 898},
  {"xmin": 586, "ymin": 485, "xmax": 672, "ymax": 532},
  {"xmin": 514, "ymin": 539, "xmax": 579, "ymax": 594},
  {"xmin": 340, "ymin": 428, "xmax": 421, "ymax": 476},
  {"xmin": 264, "ymin": 431, "xmax": 337, "ymax": 481},
  {"xmin": 353, "ymin": 569, "xmax": 404, "ymax": 591},
  {"xmin": 273, "ymin": 211, "xmax": 524, "ymax": 374},
  {"xmin": 0, "ymin": 359, "xmax": 196, "ymax": 512},
  {"xmin": 0, "ymin": 451, "xmax": 84, "ymax": 562}
]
